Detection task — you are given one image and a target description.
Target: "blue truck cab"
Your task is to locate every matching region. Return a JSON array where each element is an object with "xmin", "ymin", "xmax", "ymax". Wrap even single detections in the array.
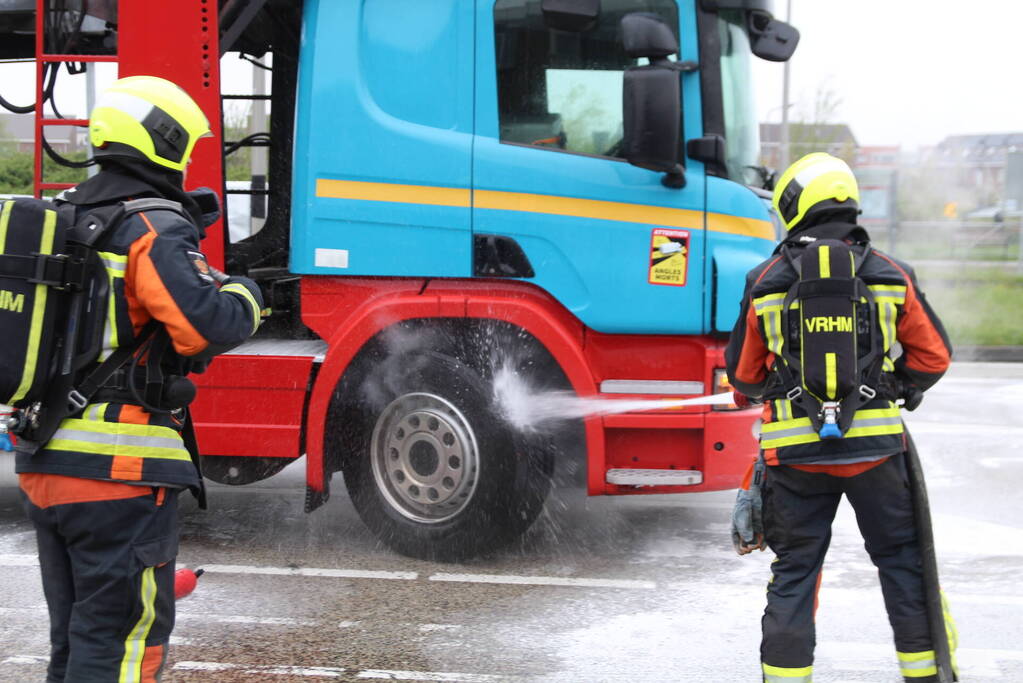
[
  {"xmin": 203, "ymin": 0, "xmax": 798, "ymax": 560},
  {"xmin": 289, "ymin": 0, "xmax": 792, "ymax": 335}
]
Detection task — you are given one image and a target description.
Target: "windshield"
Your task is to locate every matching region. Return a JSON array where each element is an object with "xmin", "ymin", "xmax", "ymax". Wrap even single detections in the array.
[{"xmin": 718, "ymin": 10, "xmax": 762, "ymax": 188}]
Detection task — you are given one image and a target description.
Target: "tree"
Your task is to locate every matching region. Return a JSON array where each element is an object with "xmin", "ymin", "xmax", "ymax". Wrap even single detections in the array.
[{"xmin": 787, "ymin": 82, "xmax": 856, "ymax": 164}]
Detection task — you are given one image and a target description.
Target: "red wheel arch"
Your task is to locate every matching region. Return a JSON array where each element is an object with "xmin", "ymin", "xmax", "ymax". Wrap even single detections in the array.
[{"xmin": 301, "ymin": 277, "xmax": 606, "ymax": 494}]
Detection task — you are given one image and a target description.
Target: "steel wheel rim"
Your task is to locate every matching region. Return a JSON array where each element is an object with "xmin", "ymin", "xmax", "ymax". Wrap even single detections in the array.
[{"xmin": 370, "ymin": 392, "xmax": 480, "ymax": 523}]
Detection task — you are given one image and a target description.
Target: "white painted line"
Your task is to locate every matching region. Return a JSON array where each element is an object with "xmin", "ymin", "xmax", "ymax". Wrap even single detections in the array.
[
  {"xmin": 338, "ymin": 620, "xmax": 362, "ymax": 629},
  {"xmin": 1, "ymin": 655, "xmax": 48, "ymax": 665},
  {"xmin": 173, "ymin": 661, "xmax": 238, "ymax": 672},
  {"xmin": 429, "ymin": 572, "xmax": 656, "ymax": 590},
  {"xmin": 0, "ymin": 554, "xmax": 38, "ymax": 567},
  {"xmin": 418, "ymin": 623, "xmax": 462, "ymax": 633},
  {"xmin": 172, "ymin": 662, "xmax": 502, "ymax": 681},
  {"xmin": 356, "ymin": 670, "xmax": 504, "ymax": 682},
  {"xmin": 176, "ymin": 613, "xmax": 317, "ymax": 626},
  {"xmin": 0, "ymin": 605, "xmax": 46, "ymax": 615},
  {"xmin": 202, "ymin": 564, "xmax": 418, "ymax": 581},
  {"xmin": 261, "ymin": 666, "xmax": 346, "ymax": 677},
  {"xmin": 176, "ymin": 661, "xmax": 347, "ymax": 676}
]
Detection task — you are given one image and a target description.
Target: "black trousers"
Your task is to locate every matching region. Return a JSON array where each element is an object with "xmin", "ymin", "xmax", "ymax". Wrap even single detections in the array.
[
  {"xmin": 760, "ymin": 453, "xmax": 932, "ymax": 669},
  {"xmin": 22, "ymin": 487, "xmax": 179, "ymax": 683}
]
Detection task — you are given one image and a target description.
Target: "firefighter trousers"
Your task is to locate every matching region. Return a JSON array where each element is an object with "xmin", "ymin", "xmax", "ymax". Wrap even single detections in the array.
[
  {"xmin": 760, "ymin": 453, "xmax": 932, "ymax": 678},
  {"xmin": 20, "ymin": 475, "xmax": 179, "ymax": 683}
]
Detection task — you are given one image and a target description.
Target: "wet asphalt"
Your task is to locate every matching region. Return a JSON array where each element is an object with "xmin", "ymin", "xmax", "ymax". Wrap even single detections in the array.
[{"xmin": 1, "ymin": 362, "xmax": 1022, "ymax": 682}]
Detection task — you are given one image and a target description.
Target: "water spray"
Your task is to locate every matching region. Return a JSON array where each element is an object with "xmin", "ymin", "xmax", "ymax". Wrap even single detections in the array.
[{"xmin": 493, "ymin": 365, "xmax": 735, "ymax": 431}]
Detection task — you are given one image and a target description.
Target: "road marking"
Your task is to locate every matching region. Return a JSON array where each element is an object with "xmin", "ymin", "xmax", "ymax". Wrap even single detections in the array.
[
  {"xmin": 173, "ymin": 661, "xmax": 504, "ymax": 681},
  {"xmin": 356, "ymin": 670, "xmax": 506, "ymax": 681},
  {"xmin": 907, "ymin": 421, "xmax": 1023, "ymax": 437},
  {"xmin": 176, "ymin": 613, "xmax": 317, "ymax": 626},
  {"xmin": 418, "ymin": 623, "xmax": 462, "ymax": 633},
  {"xmin": 201, "ymin": 564, "xmax": 418, "ymax": 581},
  {"xmin": 0, "ymin": 553, "xmax": 37, "ymax": 566},
  {"xmin": 339, "ymin": 620, "xmax": 362, "ymax": 628},
  {"xmin": 1, "ymin": 655, "xmax": 48, "ymax": 665},
  {"xmin": 176, "ymin": 661, "xmax": 344, "ymax": 676},
  {"xmin": 429, "ymin": 572, "xmax": 656, "ymax": 590}
]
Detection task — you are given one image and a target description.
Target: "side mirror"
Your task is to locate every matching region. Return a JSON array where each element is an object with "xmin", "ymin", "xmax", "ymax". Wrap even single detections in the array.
[
  {"xmin": 542, "ymin": 0, "xmax": 600, "ymax": 33},
  {"xmin": 747, "ymin": 11, "xmax": 799, "ymax": 62},
  {"xmin": 621, "ymin": 13, "xmax": 688, "ymax": 188}
]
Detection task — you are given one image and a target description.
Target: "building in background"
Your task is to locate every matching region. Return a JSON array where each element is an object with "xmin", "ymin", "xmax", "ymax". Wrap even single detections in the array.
[
  {"xmin": 931, "ymin": 132, "xmax": 1023, "ymax": 192},
  {"xmin": 0, "ymin": 113, "xmax": 83, "ymax": 154},
  {"xmin": 759, "ymin": 122, "xmax": 858, "ymax": 169}
]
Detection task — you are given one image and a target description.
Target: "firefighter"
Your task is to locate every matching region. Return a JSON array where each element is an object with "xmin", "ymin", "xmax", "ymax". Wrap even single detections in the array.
[
  {"xmin": 15, "ymin": 76, "xmax": 263, "ymax": 682},
  {"xmin": 725, "ymin": 153, "xmax": 953, "ymax": 682}
]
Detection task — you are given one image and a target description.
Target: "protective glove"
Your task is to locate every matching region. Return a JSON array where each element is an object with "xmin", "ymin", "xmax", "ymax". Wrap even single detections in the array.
[
  {"xmin": 731, "ymin": 455, "xmax": 767, "ymax": 555},
  {"xmin": 900, "ymin": 381, "xmax": 923, "ymax": 412},
  {"xmin": 735, "ymin": 390, "xmax": 763, "ymax": 409}
]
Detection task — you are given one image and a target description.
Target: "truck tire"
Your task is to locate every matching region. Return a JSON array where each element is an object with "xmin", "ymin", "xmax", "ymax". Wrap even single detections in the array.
[
  {"xmin": 342, "ymin": 350, "xmax": 552, "ymax": 561},
  {"xmin": 201, "ymin": 455, "xmax": 293, "ymax": 485}
]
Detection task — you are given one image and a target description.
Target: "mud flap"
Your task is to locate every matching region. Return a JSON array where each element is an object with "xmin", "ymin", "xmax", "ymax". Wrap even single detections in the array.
[{"xmin": 904, "ymin": 427, "xmax": 958, "ymax": 682}]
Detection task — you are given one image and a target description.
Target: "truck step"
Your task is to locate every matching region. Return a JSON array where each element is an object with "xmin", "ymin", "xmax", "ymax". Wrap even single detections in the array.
[{"xmin": 606, "ymin": 469, "xmax": 703, "ymax": 486}]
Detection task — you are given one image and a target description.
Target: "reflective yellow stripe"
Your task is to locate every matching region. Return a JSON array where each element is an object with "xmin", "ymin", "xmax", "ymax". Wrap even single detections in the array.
[
  {"xmin": 48, "ymin": 418, "xmax": 190, "ymax": 461},
  {"xmin": 753, "ymin": 292, "xmax": 786, "ymax": 314},
  {"xmin": 819, "ymin": 244, "xmax": 831, "ymax": 278},
  {"xmin": 120, "ymin": 566, "xmax": 158, "ymax": 682},
  {"xmin": 54, "ymin": 417, "xmax": 179, "ymax": 438},
  {"xmin": 84, "ymin": 403, "xmax": 107, "ymax": 421},
  {"xmin": 762, "ymin": 663, "xmax": 813, "ymax": 680},
  {"xmin": 46, "ymin": 438, "xmax": 192, "ymax": 461},
  {"xmin": 98, "ymin": 252, "xmax": 126, "ymax": 362},
  {"xmin": 825, "ymin": 352, "xmax": 837, "ymax": 399},
  {"xmin": 761, "ymin": 407, "xmax": 903, "ymax": 448},
  {"xmin": 11, "ymin": 208, "xmax": 57, "ymax": 403},
  {"xmin": 897, "ymin": 649, "xmax": 938, "ymax": 677},
  {"xmin": 220, "ymin": 282, "xmax": 261, "ymax": 334},
  {"xmin": 0, "ymin": 200, "xmax": 12, "ymax": 248}
]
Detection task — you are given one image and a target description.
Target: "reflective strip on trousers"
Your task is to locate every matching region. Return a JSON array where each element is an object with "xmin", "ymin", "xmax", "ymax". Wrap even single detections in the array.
[
  {"xmin": 897, "ymin": 650, "xmax": 938, "ymax": 678},
  {"xmin": 760, "ymin": 406, "xmax": 903, "ymax": 449},
  {"xmin": 762, "ymin": 663, "xmax": 812, "ymax": 681},
  {"xmin": 119, "ymin": 566, "xmax": 158, "ymax": 682}
]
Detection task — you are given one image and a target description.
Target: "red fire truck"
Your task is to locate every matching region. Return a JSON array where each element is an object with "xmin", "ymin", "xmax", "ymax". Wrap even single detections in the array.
[{"xmin": 5, "ymin": 0, "xmax": 796, "ymax": 559}]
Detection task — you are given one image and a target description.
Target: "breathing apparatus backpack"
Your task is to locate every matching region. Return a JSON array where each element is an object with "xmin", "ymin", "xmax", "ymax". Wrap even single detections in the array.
[
  {"xmin": 773, "ymin": 238, "xmax": 885, "ymax": 439},
  {"xmin": 0, "ymin": 196, "xmax": 190, "ymax": 450}
]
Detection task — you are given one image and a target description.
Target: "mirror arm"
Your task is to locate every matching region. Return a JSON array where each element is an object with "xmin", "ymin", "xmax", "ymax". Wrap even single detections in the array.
[{"xmin": 661, "ymin": 167, "xmax": 686, "ymax": 189}]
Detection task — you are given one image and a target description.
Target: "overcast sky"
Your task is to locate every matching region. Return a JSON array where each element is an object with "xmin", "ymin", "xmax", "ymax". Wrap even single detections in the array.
[
  {"xmin": 1, "ymin": 1, "xmax": 1016, "ymax": 152},
  {"xmin": 752, "ymin": 0, "xmax": 1022, "ymax": 149}
]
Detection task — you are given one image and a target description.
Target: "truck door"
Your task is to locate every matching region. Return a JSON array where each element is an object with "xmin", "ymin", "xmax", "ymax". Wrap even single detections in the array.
[
  {"xmin": 290, "ymin": 0, "xmax": 475, "ymax": 278},
  {"xmin": 473, "ymin": 0, "xmax": 706, "ymax": 335}
]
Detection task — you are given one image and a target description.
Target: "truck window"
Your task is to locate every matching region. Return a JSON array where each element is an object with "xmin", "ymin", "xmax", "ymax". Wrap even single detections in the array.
[
  {"xmin": 718, "ymin": 10, "xmax": 761, "ymax": 187},
  {"xmin": 494, "ymin": 0, "xmax": 679, "ymax": 159}
]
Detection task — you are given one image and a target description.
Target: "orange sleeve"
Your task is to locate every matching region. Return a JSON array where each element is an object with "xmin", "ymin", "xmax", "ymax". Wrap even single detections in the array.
[
  {"xmin": 898, "ymin": 279, "xmax": 951, "ymax": 376},
  {"xmin": 733, "ymin": 301, "xmax": 769, "ymax": 389},
  {"xmin": 127, "ymin": 230, "xmax": 209, "ymax": 355}
]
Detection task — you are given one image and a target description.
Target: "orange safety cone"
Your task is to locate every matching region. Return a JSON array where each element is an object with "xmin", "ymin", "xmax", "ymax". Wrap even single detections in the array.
[{"xmin": 174, "ymin": 568, "xmax": 204, "ymax": 600}]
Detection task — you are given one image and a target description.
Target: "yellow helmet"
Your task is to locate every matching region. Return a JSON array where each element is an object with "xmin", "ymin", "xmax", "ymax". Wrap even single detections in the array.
[
  {"xmin": 89, "ymin": 76, "xmax": 212, "ymax": 172},
  {"xmin": 772, "ymin": 153, "xmax": 860, "ymax": 232}
]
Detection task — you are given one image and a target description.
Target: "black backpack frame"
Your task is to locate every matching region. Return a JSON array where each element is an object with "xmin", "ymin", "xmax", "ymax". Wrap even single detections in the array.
[
  {"xmin": 772, "ymin": 239, "xmax": 886, "ymax": 439},
  {"xmin": 0, "ymin": 197, "xmax": 190, "ymax": 450}
]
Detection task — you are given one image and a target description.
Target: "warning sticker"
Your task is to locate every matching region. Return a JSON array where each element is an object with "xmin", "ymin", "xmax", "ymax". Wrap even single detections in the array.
[{"xmin": 648, "ymin": 228, "xmax": 690, "ymax": 286}]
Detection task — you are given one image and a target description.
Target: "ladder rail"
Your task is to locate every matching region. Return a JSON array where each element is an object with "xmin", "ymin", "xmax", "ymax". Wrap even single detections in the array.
[{"xmin": 33, "ymin": 0, "xmax": 119, "ymax": 198}]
